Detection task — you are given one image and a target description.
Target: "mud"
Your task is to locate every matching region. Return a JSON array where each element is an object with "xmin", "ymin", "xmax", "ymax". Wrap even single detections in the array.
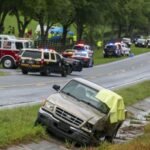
[{"xmin": 114, "ymin": 97, "xmax": 150, "ymax": 144}]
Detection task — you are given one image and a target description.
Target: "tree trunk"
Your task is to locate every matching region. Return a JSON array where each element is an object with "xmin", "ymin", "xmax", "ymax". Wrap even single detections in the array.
[
  {"xmin": 118, "ymin": 24, "xmax": 122, "ymax": 38},
  {"xmin": 62, "ymin": 25, "xmax": 68, "ymax": 46},
  {"xmin": 0, "ymin": 11, "xmax": 8, "ymax": 33},
  {"xmin": 76, "ymin": 20, "xmax": 84, "ymax": 42},
  {"xmin": 14, "ymin": 10, "xmax": 31, "ymax": 37},
  {"xmin": 39, "ymin": 21, "xmax": 45, "ymax": 40}
]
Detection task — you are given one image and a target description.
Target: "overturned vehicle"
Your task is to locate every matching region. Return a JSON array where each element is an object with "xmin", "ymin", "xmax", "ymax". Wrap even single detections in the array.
[{"xmin": 35, "ymin": 78, "xmax": 126, "ymax": 145}]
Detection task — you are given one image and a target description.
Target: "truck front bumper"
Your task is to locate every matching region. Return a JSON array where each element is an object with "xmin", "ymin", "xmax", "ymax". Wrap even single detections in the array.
[{"xmin": 37, "ymin": 108, "xmax": 92, "ymax": 144}]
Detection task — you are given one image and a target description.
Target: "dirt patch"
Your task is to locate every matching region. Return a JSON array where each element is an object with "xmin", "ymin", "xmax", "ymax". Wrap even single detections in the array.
[{"xmin": 114, "ymin": 97, "xmax": 150, "ymax": 143}]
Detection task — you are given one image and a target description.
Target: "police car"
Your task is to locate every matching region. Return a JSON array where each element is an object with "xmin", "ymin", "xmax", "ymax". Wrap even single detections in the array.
[
  {"xmin": 72, "ymin": 44, "xmax": 94, "ymax": 67},
  {"xmin": 19, "ymin": 48, "xmax": 70, "ymax": 77}
]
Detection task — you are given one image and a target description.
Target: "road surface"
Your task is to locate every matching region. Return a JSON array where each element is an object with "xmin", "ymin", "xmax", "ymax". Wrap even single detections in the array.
[{"xmin": 0, "ymin": 52, "xmax": 150, "ymax": 108}]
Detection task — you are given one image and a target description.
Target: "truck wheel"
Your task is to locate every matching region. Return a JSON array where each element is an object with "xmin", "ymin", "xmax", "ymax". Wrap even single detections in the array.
[
  {"xmin": 67, "ymin": 65, "xmax": 72, "ymax": 74},
  {"xmin": 40, "ymin": 69, "xmax": 49, "ymax": 76},
  {"xmin": 61, "ymin": 70, "xmax": 67, "ymax": 77},
  {"xmin": 22, "ymin": 69, "xmax": 28, "ymax": 74},
  {"xmin": 2, "ymin": 57, "xmax": 14, "ymax": 69},
  {"xmin": 40, "ymin": 72, "xmax": 46, "ymax": 76},
  {"xmin": 34, "ymin": 117, "xmax": 41, "ymax": 126},
  {"xmin": 105, "ymin": 123, "xmax": 122, "ymax": 143}
]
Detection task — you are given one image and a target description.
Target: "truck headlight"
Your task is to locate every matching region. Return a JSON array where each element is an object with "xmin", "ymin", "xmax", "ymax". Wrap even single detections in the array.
[
  {"xmin": 44, "ymin": 100, "xmax": 55, "ymax": 112},
  {"xmin": 82, "ymin": 122, "xmax": 93, "ymax": 132}
]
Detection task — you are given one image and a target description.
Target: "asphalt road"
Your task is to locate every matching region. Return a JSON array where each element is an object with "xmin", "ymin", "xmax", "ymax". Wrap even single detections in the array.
[{"xmin": 0, "ymin": 52, "xmax": 150, "ymax": 109}]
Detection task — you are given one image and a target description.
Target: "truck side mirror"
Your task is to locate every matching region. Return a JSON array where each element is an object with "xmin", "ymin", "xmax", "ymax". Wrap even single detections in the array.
[{"xmin": 53, "ymin": 84, "xmax": 60, "ymax": 91}]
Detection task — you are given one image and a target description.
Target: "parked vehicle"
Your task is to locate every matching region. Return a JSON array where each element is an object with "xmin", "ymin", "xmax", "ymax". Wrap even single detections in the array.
[
  {"xmin": 73, "ymin": 44, "xmax": 92, "ymax": 51},
  {"xmin": 72, "ymin": 51, "xmax": 94, "ymax": 67},
  {"xmin": 0, "ymin": 38, "xmax": 33, "ymax": 69},
  {"xmin": 0, "ymin": 34, "xmax": 17, "ymax": 40},
  {"xmin": 122, "ymin": 37, "xmax": 132, "ymax": 47},
  {"xmin": 104, "ymin": 43, "xmax": 117, "ymax": 57},
  {"xmin": 132, "ymin": 35, "xmax": 144, "ymax": 43},
  {"xmin": 19, "ymin": 48, "xmax": 71, "ymax": 77},
  {"xmin": 116, "ymin": 42, "xmax": 131, "ymax": 55},
  {"xmin": 35, "ymin": 78, "xmax": 126, "ymax": 145},
  {"xmin": 63, "ymin": 57, "xmax": 83, "ymax": 73},
  {"xmin": 135, "ymin": 38, "xmax": 147, "ymax": 47},
  {"xmin": 103, "ymin": 42, "xmax": 130, "ymax": 58},
  {"xmin": 62, "ymin": 49, "xmax": 75, "ymax": 58},
  {"xmin": 146, "ymin": 39, "xmax": 150, "ymax": 48},
  {"xmin": 72, "ymin": 44, "xmax": 94, "ymax": 67}
]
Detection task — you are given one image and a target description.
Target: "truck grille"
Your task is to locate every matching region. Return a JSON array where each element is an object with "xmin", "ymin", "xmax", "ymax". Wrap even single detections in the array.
[{"xmin": 55, "ymin": 107, "xmax": 83, "ymax": 127}]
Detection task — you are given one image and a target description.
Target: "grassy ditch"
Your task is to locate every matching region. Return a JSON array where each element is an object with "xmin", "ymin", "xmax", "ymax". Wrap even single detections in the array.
[
  {"xmin": 102, "ymin": 123, "xmax": 150, "ymax": 150},
  {"xmin": 0, "ymin": 80, "xmax": 149, "ymax": 148},
  {"xmin": 0, "ymin": 105, "xmax": 47, "ymax": 149},
  {"xmin": 94, "ymin": 46, "xmax": 150, "ymax": 65},
  {"xmin": 115, "ymin": 80, "xmax": 150, "ymax": 106}
]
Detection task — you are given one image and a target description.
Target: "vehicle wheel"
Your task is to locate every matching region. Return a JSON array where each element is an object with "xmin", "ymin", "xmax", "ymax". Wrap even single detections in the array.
[
  {"xmin": 90, "ymin": 59, "xmax": 94, "ymax": 67},
  {"xmin": 67, "ymin": 65, "xmax": 72, "ymax": 74},
  {"xmin": 13, "ymin": 65, "xmax": 18, "ymax": 69},
  {"xmin": 34, "ymin": 118, "xmax": 41, "ymax": 126},
  {"xmin": 61, "ymin": 69, "xmax": 67, "ymax": 77},
  {"xmin": 105, "ymin": 123, "xmax": 122, "ymax": 143},
  {"xmin": 22, "ymin": 69, "xmax": 28, "ymax": 74},
  {"xmin": 2, "ymin": 57, "xmax": 15, "ymax": 69},
  {"xmin": 40, "ymin": 72, "xmax": 46, "ymax": 76},
  {"xmin": 104, "ymin": 54, "xmax": 107, "ymax": 58},
  {"xmin": 40, "ymin": 69, "xmax": 49, "ymax": 76}
]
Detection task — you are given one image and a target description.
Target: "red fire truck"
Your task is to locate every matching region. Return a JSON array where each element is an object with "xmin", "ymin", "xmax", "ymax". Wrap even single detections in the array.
[{"xmin": 0, "ymin": 37, "xmax": 33, "ymax": 69}]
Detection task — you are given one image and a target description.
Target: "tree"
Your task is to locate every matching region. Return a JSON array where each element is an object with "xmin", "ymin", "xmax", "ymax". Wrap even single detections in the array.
[
  {"xmin": 0, "ymin": 0, "xmax": 13, "ymax": 33},
  {"xmin": 9, "ymin": 0, "xmax": 33, "ymax": 37},
  {"xmin": 28, "ymin": 0, "xmax": 66, "ymax": 40},
  {"xmin": 71, "ymin": 0, "xmax": 108, "ymax": 42},
  {"xmin": 107, "ymin": 0, "xmax": 150, "ymax": 38},
  {"xmin": 57, "ymin": 0, "xmax": 75, "ymax": 46}
]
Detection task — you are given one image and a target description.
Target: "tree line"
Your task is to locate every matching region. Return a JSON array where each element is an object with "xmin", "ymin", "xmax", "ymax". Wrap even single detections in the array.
[{"xmin": 0, "ymin": 0, "xmax": 149, "ymax": 45}]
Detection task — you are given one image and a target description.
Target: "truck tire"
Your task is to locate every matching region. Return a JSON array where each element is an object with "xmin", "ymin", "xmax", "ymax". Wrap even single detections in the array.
[
  {"xmin": 67, "ymin": 65, "xmax": 72, "ymax": 74},
  {"xmin": 2, "ymin": 57, "xmax": 15, "ymax": 69},
  {"xmin": 61, "ymin": 69, "xmax": 67, "ymax": 77},
  {"xmin": 40, "ymin": 68, "xmax": 49, "ymax": 76},
  {"xmin": 22, "ymin": 69, "xmax": 28, "ymax": 74},
  {"xmin": 105, "ymin": 123, "xmax": 122, "ymax": 143}
]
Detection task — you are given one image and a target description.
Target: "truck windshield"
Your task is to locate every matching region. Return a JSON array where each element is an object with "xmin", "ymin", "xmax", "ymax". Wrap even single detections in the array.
[{"xmin": 61, "ymin": 80, "xmax": 110, "ymax": 114}]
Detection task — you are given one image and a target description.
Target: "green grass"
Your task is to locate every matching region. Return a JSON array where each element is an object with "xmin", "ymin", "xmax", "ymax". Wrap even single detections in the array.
[
  {"xmin": 0, "ymin": 71, "xmax": 8, "ymax": 76},
  {"xmin": 104, "ymin": 123, "xmax": 150, "ymax": 150},
  {"xmin": 4, "ymin": 15, "xmax": 38, "ymax": 37},
  {"xmin": 94, "ymin": 46, "xmax": 150, "ymax": 65},
  {"xmin": 114, "ymin": 80, "xmax": 150, "ymax": 106},
  {"xmin": 0, "ymin": 105, "xmax": 47, "ymax": 149},
  {"xmin": 0, "ymin": 80, "xmax": 149, "ymax": 148}
]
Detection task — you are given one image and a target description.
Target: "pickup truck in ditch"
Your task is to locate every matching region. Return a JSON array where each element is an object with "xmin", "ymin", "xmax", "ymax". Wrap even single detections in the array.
[{"xmin": 35, "ymin": 78, "xmax": 126, "ymax": 145}]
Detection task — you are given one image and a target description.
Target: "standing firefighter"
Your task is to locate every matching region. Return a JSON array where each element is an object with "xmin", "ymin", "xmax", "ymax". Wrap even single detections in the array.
[{"xmin": 97, "ymin": 40, "xmax": 102, "ymax": 49}]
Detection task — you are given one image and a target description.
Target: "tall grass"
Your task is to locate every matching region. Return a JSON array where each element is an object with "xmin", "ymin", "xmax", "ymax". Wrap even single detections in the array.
[
  {"xmin": 115, "ymin": 80, "xmax": 150, "ymax": 106},
  {"xmin": 0, "ymin": 105, "xmax": 47, "ymax": 148}
]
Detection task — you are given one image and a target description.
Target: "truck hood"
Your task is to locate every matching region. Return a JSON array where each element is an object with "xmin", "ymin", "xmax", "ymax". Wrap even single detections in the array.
[{"xmin": 47, "ymin": 92, "xmax": 106, "ymax": 124}]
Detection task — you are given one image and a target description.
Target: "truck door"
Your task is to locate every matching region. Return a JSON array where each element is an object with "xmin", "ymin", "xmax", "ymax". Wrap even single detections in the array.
[
  {"xmin": 55, "ymin": 53, "xmax": 62, "ymax": 72},
  {"xmin": 0, "ymin": 41, "xmax": 1, "ymax": 58}
]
